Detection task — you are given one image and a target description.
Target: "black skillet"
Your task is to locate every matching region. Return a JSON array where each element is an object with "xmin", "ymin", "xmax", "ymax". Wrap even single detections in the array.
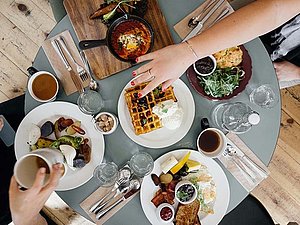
[{"xmin": 79, "ymin": 14, "xmax": 154, "ymax": 63}]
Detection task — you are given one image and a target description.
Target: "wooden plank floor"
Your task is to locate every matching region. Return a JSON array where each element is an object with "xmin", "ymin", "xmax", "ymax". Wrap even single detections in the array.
[{"xmin": 1, "ymin": 1, "xmax": 300, "ymax": 224}]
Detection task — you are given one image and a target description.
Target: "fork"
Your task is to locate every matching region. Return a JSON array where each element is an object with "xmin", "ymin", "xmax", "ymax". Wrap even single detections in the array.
[{"xmin": 58, "ymin": 36, "xmax": 90, "ymax": 82}]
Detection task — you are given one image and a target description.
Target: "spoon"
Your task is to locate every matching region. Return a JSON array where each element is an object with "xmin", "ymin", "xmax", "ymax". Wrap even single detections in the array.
[{"xmin": 79, "ymin": 50, "xmax": 99, "ymax": 91}]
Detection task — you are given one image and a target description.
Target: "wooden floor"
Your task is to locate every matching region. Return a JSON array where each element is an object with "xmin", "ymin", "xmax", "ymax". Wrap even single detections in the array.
[{"xmin": 1, "ymin": 1, "xmax": 299, "ymax": 224}]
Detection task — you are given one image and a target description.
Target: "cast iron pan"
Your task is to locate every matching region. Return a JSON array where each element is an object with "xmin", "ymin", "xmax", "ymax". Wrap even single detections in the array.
[{"xmin": 79, "ymin": 14, "xmax": 154, "ymax": 63}]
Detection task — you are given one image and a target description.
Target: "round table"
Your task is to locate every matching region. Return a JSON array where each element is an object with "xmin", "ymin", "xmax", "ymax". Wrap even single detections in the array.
[{"xmin": 25, "ymin": 1, "xmax": 281, "ymax": 224}]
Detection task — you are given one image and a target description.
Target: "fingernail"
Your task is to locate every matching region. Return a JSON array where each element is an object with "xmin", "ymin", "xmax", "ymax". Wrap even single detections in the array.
[
  {"xmin": 132, "ymin": 71, "xmax": 136, "ymax": 77},
  {"xmin": 162, "ymin": 88, "xmax": 166, "ymax": 92},
  {"xmin": 138, "ymin": 93, "xmax": 142, "ymax": 98},
  {"xmin": 131, "ymin": 81, "xmax": 135, "ymax": 86},
  {"xmin": 135, "ymin": 58, "xmax": 139, "ymax": 63},
  {"xmin": 40, "ymin": 167, "xmax": 46, "ymax": 174},
  {"xmin": 54, "ymin": 163, "xmax": 62, "ymax": 170}
]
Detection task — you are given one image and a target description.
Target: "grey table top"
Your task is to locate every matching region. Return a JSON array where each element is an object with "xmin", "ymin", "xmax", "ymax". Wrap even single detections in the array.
[{"xmin": 26, "ymin": 0, "xmax": 280, "ymax": 224}]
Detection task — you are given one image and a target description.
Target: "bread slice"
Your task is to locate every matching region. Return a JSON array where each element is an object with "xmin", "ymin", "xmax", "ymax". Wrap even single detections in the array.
[{"xmin": 175, "ymin": 200, "xmax": 201, "ymax": 225}]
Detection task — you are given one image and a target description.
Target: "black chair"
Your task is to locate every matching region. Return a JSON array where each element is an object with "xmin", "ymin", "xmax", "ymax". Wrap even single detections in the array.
[{"xmin": 219, "ymin": 194, "xmax": 274, "ymax": 225}]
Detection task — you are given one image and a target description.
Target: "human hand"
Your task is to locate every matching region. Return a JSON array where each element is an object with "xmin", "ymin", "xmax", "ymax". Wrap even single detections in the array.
[
  {"xmin": 274, "ymin": 61, "xmax": 300, "ymax": 82},
  {"xmin": 0, "ymin": 117, "xmax": 3, "ymax": 131},
  {"xmin": 132, "ymin": 42, "xmax": 197, "ymax": 97},
  {"xmin": 9, "ymin": 164, "xmax": 62, "ymax": 225}
]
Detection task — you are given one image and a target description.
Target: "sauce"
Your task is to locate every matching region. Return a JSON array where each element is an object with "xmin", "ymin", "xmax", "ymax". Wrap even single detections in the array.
[
  {"xmin": 176, "ymin": 184, "xmax": 195, "ymax": 202},
  {"xmin": 32, "ymin": 74, "xmax": 57, "ymax": 100},
  {"xmin": 111, "ymin": 20, "xmax": 151, "ymax": 60},
  {"xmin": 160, "ymin": 207, "xmax": 173, "ymax": 221},
  {"xmin": 195, "ymin": 57, "xmax": 214, "ymax": 74},
  {"xmin": 199, "ymin": 130, "xmax": 220, "ymax": 153}
]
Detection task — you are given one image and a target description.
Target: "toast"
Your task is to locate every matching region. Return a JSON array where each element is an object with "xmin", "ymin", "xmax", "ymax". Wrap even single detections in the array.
[{"xmin": 175, "ymin": 200, "xmax": 201, "ymax": 225}]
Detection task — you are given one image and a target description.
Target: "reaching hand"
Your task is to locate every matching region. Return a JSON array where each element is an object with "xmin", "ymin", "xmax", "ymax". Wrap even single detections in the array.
[
  {"xmin": 132, "ymin": 43, "xmax": 197, "ymax": 97},
  {"xmin": 9, "ymin": 164, "xmax": 62, "ymax": 225},
  {"xmin": 274, "ymin": 61, "xmax": 300, "ymax": 82}
]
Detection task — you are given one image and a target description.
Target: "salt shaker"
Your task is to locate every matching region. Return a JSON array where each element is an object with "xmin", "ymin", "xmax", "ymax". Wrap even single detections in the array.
[{"xmin": 211, "ymin": 102, "xmax": 260, "ymax": 134}]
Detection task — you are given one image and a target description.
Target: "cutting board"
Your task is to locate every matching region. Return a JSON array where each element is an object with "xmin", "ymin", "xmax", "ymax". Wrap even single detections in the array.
[{"xmin": 64, "ymin": 0, "xmax": 174, "ymax": 80}]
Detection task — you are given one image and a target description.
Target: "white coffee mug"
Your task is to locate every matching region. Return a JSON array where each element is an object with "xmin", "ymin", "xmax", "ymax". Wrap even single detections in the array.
[
  {"xmin": 27, "ymin": 71, "xmax": 59, "ymax": 103},
  {"xmin": 197, "ymin": 128, "xmax": 227, "ymax": 158},
  {"xmin": 14, "ymin": 148, "xmax": 66, "ymax": 188}
]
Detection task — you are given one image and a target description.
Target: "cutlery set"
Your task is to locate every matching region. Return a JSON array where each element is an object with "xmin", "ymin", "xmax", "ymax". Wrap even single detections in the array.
[
  {"xmin": 183, "ymin": 0, "xmax": 229, "ymax": 42},
  {"xmin": 89, "ymin": 165, "xmax": 141, "ymax": 220},
  {"xmin": 51, "ymin": 36, "xmax": 90, "ymax": 93},
  {"xmin": 223, "ymin": 144, "xmax": 269, "ymax": 184}
]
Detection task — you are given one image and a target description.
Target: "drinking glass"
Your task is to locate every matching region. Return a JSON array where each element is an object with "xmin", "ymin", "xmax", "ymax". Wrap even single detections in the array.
[
  {"xmin": 77, "ymin": 89, "xmax": 104, "ymax": 115},
  {"xmin": 129, "ymin": 152, "xmax": 154, "ymax": 178},
  {"xmin": 93, "ymin": 162, "xmax": 119, "ymax": 187},
  {"xmin": 248, "ymin": 84, "xmax": 279, "ymax": 108}
]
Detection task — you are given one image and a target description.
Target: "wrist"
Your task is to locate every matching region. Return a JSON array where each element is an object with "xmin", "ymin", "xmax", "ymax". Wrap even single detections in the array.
[{"xmin": 179, "ymin": 41, "xmax": 199, "ymax": 67}]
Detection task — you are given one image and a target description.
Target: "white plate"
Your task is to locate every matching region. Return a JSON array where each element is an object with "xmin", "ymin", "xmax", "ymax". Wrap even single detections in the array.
[
  {"xmin": 118, "ymin": 79, "xmax": 195, "ymax": 148},
  {"xmin": 14, "ymin": 101, "xmax": 105, "ymax": 191},
  {"xmin": 140, "ymin": 149, "xmax": 230, "ymax": 225}
]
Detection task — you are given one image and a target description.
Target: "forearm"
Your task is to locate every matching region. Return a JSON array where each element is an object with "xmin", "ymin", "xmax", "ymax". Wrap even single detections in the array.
[
  {"xmin": 188, "ymin": 0, "xmax": 300, "ymax": 58},
  {"xmin": 12, "ymin": 213, "xmax": 47, "ymax": 225}
]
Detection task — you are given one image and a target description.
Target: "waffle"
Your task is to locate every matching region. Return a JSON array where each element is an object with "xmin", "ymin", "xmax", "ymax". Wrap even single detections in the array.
[{"xmin": 124, "ymin": 82, "xmax": 177, "ymax": 135}]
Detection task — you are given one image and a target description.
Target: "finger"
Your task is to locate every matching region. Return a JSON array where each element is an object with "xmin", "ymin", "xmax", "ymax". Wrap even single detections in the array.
[
  {"xmin": 9, "ymin": 176, "xmax": 20, "ymax": 194},
  {"xmin": 132, "ymin": 64, "xmax": 153, "ymax": 78},
  {"xmin": 162, "ymin": 79, "xmax": 176, "ymax": 91},
  {"xmin": 43, "ymin": 163, "xmax": 62, "ymax": 193},
  {"xmin": 132, "ymin": 70, "xmax": 154, "ymax": 86},
  {"xmin": 31, "ymin": 167, "xmax": 47, "ymax": 192},
  {"xmin": 273, "ymin": 62, "xmax": 278, "ymax": 69},
  {"xmin": 136, "ymin": 51, "xmax": 156, "ymax": 63},
  {"xmin": 139, "ymin": 78, "xmax": 162, "ymax": 97}
]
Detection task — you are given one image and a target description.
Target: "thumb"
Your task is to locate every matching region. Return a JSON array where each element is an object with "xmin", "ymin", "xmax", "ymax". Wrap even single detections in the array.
[{"xmin": 9, "ymin": 176, "xmax": 20, "ymax": 194}]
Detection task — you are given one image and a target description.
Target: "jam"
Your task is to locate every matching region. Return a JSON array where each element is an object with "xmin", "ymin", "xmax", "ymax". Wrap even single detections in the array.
[
  {"xmin": 195, "ymin": 56, "xmax": 214, "ymax": 74},
  {"xmin": 160, "ymin": 206, "xmax": 173, "ymax": 221}
]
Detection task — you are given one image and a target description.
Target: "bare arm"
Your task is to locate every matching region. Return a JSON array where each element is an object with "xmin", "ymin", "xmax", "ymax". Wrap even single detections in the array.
[{"xmin": 133, "ymin": 0, "xmax": 300, "ymax": 96}]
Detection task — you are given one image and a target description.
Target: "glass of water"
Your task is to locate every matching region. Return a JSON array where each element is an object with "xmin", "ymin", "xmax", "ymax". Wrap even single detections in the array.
[
  {"xmin": 77, "ymin": 89, "xmax": 104, "ymax": 115},
  {"xmin": 93, "ymin": 162, "xmax": 119, "ymax": 187},
  {"xmin": 129, "ymin": 152, "xmax": 154, "ymax": 178},
  {"xmin": 249, "ymin": 84, "xmax": 279, "ymax": 109}
]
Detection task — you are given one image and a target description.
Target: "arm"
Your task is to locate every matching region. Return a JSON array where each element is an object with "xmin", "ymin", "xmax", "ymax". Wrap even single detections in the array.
[
  {"xmin": 9, "ymin": 164, "xmax": 62, "ymax": 225},
  {"xmin": 133, "ymin": 0, "xmax": 300, "ymax": 96}
]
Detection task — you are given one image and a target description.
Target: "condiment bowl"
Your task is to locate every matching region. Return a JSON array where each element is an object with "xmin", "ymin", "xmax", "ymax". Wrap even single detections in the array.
[
  {"xmin": 156, "ymin": 203, "xmax": 175, "ymax": 223},
  {"xmin": 193, "ymin": 55, "xmax": 217, "ymax": 77},
  {"xmin": 94, "ymin": 112, "xmax": 118, "ymax": 135},
  {"xmin": 175, "ymin": 180, "xmax": 197, "ymax": 205}
]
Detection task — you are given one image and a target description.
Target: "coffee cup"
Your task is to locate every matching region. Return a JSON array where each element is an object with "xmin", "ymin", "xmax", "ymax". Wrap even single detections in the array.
[
  {"xmin": 197, "ymin": 118, "xmax": 227, "ymax": 158},
  {"xmin": 27, "ymin": 67, "xmax": 59, "ymax": 103},
  {"xmin": 14, "ymin": 148, "xmax": 66, "ymax": 188}
]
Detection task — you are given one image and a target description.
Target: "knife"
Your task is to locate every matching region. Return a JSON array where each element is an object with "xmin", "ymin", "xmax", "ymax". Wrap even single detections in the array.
[
  {"xmin": 96, "ymin": 188, "xmax": 140, "ymax": 220},
  {"xmin": 51, "ymin": 39, "xmax": 84, "ymax": 93},
  {"xmin": 182, "ymin": 0, "xmax": 225, "ymax": 42}
]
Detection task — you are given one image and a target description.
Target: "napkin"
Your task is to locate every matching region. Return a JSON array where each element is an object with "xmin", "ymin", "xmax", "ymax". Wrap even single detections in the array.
[
  {"xmin": 174, "ymin": 0, "xmax": 234, "ymax": 40},
  {"xmin": 42, "ymin": 30, "xmax": 90, "ymax": 96},
  {"xmin": 80, "ymin": 185, "xmax": 139, "ymax": 225},
  {"xmin": 218, "ymin": 133, "xmax": 269, "ymax": 192}
]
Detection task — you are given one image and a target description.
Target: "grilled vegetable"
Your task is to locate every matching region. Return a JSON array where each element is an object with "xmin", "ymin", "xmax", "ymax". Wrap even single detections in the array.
[
  {"xmin": 50, "ymin": 135, "xmax": 84, "ymax": 150},
  {"xmin": 36, "ymin": 137, "xmax": 55, "ymax": 149},
  {"xmin": 66, "ymin": 121, "xmax": 81, "ymax": 135},
  {"xmin": 40, "ymin": 121, "xmax": 54, "ymax": 137}
]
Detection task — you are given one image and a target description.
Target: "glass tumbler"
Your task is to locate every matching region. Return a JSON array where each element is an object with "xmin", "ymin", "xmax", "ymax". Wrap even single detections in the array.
[
  {"xmin": 77, "ymin": 89, "xmax": 104, "ymax": 115},
  {"xmin": 93, "ymin": 162, "xmax": 119, "ymax": 187},
  {"xmin": 129, "ymin": 152, "xmax": 154, "ymax": 178},
  {"xmin": 249, "ymin": 84, "xmax": 279, "ymax": 108}
]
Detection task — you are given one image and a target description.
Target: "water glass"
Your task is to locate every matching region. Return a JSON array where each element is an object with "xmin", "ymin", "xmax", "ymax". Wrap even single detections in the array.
[
  {"xmin": 129, "ymin": 152, "xmax": 154, "ymax": 178},
  {"xmin": 77, "ymin": 89, "xmax": 104, "ymax": 115},
  {"xmin": 249, "ymin": 84, "xmax": 279, "ymax": 108},
  {"xmin": 93, "ymin": 162, "xmax": 119, "ymax": 187}
]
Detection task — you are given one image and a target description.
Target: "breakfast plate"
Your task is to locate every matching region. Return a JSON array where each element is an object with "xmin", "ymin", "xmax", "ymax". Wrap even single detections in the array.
[
  {"xmin": 140, "ymin": 149, "xmax": 230, "ymax": 225},
  {"xmin": 118, "ymin": 79, "xmax": 195, "ymax": 148},
  {"xmin": 14, "ymin": 101, "xmax": 105, "ymax": 191}
]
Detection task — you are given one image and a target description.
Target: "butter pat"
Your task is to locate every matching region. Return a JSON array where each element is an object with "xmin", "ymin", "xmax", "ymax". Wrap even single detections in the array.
[
  {"xmin": 186, "ymin": 159, "xmax": 201, "ymax": 172},
  {"xmin": 161, "ymin": 155, "xmax": 178, "ymax": 174}
]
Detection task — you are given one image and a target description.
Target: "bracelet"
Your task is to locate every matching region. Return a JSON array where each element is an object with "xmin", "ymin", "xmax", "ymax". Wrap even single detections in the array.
[{"xmin": 185, "ymin": 40, "xmax": 199, "ymax": 59}]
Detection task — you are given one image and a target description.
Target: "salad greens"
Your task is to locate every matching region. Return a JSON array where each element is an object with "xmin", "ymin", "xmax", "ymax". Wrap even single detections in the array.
[{"xmin": 197, "ymin": 67, "xmax": 245, "ymax": 98}]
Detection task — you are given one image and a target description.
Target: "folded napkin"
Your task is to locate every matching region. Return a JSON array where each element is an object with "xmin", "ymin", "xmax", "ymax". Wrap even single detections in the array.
[
  {"xmin": 42, "ymin": 30, "xmax": 90, "ymax": 95},
  {"xmin": 218, "ymin": 133, "xmax": 269, "ymax": 192},
  {"xmin": 174, "ymin": 0, "xmax": 234, "ymax": 40}
]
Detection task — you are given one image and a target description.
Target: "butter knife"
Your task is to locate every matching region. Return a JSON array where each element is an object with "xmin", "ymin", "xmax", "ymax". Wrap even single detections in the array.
[
  {"xmin": 52, "ymin": 39, "xmax": 84, "ymax": 93},
  {"xmin": 182, "ymin": 0, "xmax": 225, "ymax": 42}
]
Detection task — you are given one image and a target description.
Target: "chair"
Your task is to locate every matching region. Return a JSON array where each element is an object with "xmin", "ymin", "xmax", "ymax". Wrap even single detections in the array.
[{"xmin": 219, "ymin": 194, "xmax": 275, "ymax": 225}]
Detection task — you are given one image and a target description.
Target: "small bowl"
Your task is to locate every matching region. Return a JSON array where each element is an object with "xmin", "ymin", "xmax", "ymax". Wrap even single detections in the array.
[
  {"xmin": 156, "ymin": 203, "xmax": 175, "ymax": 223},
  {"xmin": 193, "ymin": 55, "xmax": 217, "ymax": 76},
  {"xmin": 175, "ymin": 180, "xmax": 197, "ymax": 205},
  {"xmin": 94, "ymin": 112, "xmax": 118, "ymax": 135}
]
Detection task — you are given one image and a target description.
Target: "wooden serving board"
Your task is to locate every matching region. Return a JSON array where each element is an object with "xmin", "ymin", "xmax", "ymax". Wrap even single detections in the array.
[{"xmin": 64, "ymin": 0, "xmax": 174, "ymax": 80}]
